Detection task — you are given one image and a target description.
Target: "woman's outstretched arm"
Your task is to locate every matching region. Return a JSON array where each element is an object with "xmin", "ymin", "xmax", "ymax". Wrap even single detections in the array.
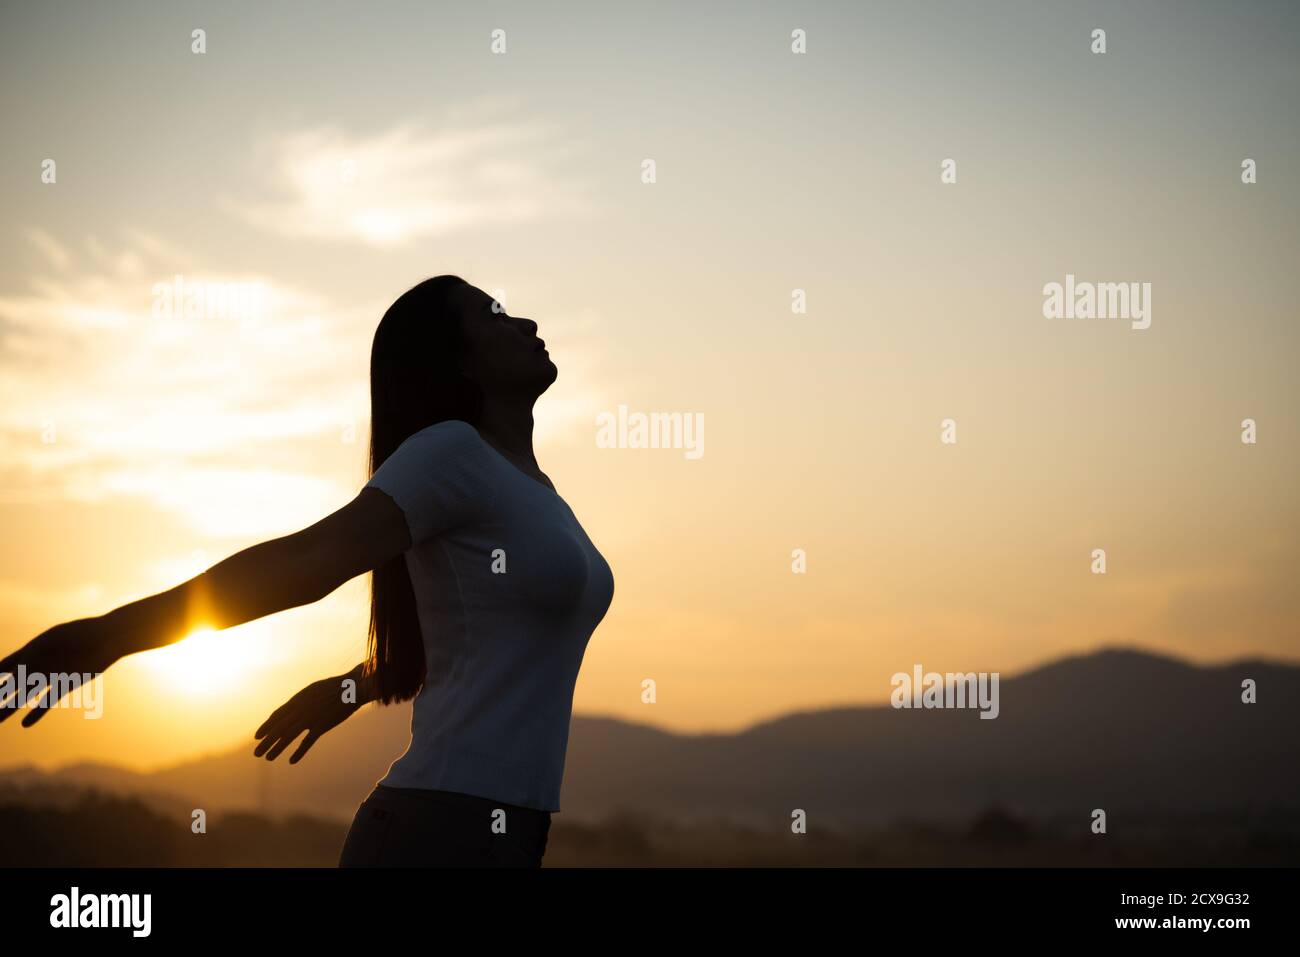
[
  {"xmin": 0, "ymin": 488, "xmax": 410, "ymax": 727},
  {"xmin": 104, "ymin": 488, "xmax": 409, "ymax": 657}
]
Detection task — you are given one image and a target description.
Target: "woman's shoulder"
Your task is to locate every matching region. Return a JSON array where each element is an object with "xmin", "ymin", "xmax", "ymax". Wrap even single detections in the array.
[
  {"xmin": 408, "ymin": 418, "xmax": 481, "ymax": 440},
  {"xmin": 368, "ymin": 419, "xmax": 501, "ymax": 542},
  {"xmin": 401, "ymin": 418, "xmax": 489, "ymax": 451},
  {"xmin": 383, "ymin": 419, "xmax": 498, "ymax": 476}
]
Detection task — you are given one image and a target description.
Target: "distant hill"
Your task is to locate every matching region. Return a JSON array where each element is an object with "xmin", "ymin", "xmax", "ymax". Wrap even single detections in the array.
[
  {"xmin": 2, "ymin": 647, "xmax": 1297, "ymax": 831},
  {"xmin": 564, "ymin": 648, "xmax": 1300, "ymax": 828}
]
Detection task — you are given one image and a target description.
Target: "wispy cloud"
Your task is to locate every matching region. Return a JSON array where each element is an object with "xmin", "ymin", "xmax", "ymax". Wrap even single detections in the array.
[
  {"xmin": 230, "ymin": 114, "xmax": 594, "ymax": 246},
  {"xmin": 0, "ymin": 224, "xmax": 616, "ymax": 537},
  {"xmin": 0, "ymin": 229, "xmax": 363, "ymax": 536},
  {"xmin": 24, "ymin": 228, "xmax": 70, "ymax": 270}
]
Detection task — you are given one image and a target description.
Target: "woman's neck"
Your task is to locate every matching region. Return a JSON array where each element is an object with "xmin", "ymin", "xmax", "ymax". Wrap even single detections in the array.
[{"xmin": 476, "ymin": 399, "xmax": 540, "ymax": 470}]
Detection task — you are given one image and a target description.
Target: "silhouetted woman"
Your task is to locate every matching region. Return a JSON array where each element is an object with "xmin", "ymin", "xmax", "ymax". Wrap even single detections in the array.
[{"xmin": 0, "ymin": 276, "xmax": 615, "ymax": 867}]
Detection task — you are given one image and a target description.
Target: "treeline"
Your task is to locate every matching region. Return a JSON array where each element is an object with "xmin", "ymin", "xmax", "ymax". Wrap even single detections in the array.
[
  {"xmin": 2, "ymin": 791, "xmax": 1297, "ymax": 867},
  {"xmin": 0, "ymin": 790, "xmax": 344, "ymax": 866}
]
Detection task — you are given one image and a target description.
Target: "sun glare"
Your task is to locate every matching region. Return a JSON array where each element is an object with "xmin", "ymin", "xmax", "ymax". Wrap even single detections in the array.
[{"xmin": 143, "ymin": 627, "xmax": 261, "ymax": 697}]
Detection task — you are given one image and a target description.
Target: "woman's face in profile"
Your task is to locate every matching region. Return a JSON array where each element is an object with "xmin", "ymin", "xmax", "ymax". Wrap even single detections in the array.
[{"xmin": 450, "ymin": 283, "xmax": 557, "ymax": 395}]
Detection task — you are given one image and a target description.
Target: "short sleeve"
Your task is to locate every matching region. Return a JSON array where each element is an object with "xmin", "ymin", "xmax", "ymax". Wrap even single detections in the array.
[{"xmin": 365, "ymin": 420, "xmax": 499, "ymax": 544}]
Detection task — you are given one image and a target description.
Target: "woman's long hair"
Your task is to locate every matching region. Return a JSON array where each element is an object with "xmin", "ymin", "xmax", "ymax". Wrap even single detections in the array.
[{"xmin": 366, "ymin": 275, "xmax": 482, "ymax": 704}]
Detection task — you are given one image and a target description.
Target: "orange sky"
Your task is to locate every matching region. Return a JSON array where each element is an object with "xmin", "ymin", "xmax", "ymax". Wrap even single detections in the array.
[{"xmin": 2, "ymin": 1, "xmax": 1298, "ymax": 771}]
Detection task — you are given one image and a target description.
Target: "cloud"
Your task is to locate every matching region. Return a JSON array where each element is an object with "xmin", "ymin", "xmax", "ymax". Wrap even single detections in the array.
[
  {"xmin": 230, "ymin": 117, "xmax": 594, "ymax": 246},
  {"xmin": 24, "ymin": 228, "xmax": 70, "ymax": 270},
  {"xmin": 0, "ymin": 228, "xmax": 365, "ymax": 536},
  {"xmin": 0, "ymin": 225, "xmax": 618, "ymax": 538}
]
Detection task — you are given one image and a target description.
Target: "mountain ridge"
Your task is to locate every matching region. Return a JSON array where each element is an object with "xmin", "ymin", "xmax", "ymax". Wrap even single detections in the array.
[{"xmin": 2, "ymin": 646, "xmax": 1295, "ymax": 828}]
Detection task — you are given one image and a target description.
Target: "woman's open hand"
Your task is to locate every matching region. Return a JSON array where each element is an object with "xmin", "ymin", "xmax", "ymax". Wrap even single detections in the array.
[
  {"xmin": 0, "ymin": 617, "xmax": 122, "ymax": 728},
  {"xmin": 253, "ymin": 670, "xmax": 368, "ymax": 764}
]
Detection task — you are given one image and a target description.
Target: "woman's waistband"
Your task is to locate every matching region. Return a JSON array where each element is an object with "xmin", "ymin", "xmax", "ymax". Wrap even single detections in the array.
[{"xmin": 373, "ymin": 783, "xmax": 552, "ymax": 821}]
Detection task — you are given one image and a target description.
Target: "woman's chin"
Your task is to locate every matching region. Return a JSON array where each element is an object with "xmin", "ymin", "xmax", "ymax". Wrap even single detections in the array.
[{"xmin": 531, "ymin": 357, "xmax": 559, "ymax": 392}]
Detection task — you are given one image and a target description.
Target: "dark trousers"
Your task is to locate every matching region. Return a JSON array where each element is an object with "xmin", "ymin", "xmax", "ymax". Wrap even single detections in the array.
[{"xmin": 338, "ymin": 784, "xmax": 552, "ymax": 868}]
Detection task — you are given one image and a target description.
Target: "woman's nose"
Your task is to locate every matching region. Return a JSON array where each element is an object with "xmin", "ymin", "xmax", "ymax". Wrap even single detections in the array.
[{"xmin": 517, "ymin": 317, "xmax": 538, "ymax": 336}]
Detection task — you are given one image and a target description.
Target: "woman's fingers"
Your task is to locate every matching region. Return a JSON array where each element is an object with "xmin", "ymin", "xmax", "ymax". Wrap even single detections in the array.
[
  {"xmin": 252, "ymin": 680, "xmax": 347, "ymax": 760},
  {"xmin": 254, "ymin": 719, "xmax": 297, "ymax": 757},
  {"xmin": 0, "ymin": 684, "xmax": 30, "ymax": 724},
  {"xmin": 0, "ymin": 687, "xmax": 22, "ymax": 724},
  {"xmin": 2, "ymin": 622, "xmax": 119, "ymax": 729},
  {"xmin": 19, "ymin": 686, "xmax": 59, "ymax": 728},
  {"xmin": 14, "ymin": 659, "xmax": 72, "ymax": 728},
  {"xmin": 254, "ymin": 703, "xmax": 295, "ymax": 740},
  {"xmin": 261, "ymin": 727, "xmax": 305, "ymax": 761},
  {"xmin": 0, "ymin": 645, "xmax": 44, "ymax": 723},
  {"xmin": 255, "ymin": 684, "xmax": 326, "ymax": 739},
  {"xmin": 288, "ymin": 731, "xmax": 320, "ymax": 764},
  {"xmin": 252, "ymin": 692, "xmax": 313, "ymax": 756}
]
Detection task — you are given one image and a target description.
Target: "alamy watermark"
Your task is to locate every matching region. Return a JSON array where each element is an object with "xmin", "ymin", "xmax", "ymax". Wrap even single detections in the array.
[
  {"xmin": 50, "ymin": 887, "xmax": 150, "ymax": 937},
  {"xmin": 151, "ymin": 274, "xmax": 264, "ymax": 322},
  {"xmin": 596, "ymin": 405, "xmax": 704, "ymax": 460},
  {"xmin": 0, "ymin": 667, "xmax": 103, "ymax": 718},
  {"xmin": 1042, "ymin": 273, "xmax": 1151, "ymax": 330},
  {"xmin": 890, "ymin": 664, "xmax": 1000, "ymax": 719}
]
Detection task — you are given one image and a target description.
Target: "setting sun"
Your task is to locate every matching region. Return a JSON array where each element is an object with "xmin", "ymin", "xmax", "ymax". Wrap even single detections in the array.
[{"xmin": 142, "ymin": 627, "xmax": 263, "ymax": 697}]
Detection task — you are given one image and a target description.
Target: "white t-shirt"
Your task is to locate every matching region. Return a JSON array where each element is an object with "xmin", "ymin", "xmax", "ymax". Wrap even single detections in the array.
[{"xmin": 364, "ymin": 419, "xmax": 614, "ymax": 812}]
